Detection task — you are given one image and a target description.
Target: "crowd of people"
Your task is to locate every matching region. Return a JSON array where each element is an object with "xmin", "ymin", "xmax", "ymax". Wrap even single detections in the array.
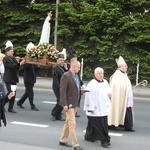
[
  {"xmin": 0, "ymin": 40, "xmax": 40, "ymax": 125},
  {"xmin": 0, "ymin": 41, "xmax": 135, "ymax": 150}
]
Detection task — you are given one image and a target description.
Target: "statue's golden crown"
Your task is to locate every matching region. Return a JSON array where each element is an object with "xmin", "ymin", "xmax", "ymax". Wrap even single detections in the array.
[{"xmin": 48, "ymin": 11, "xmax": 52, "ymax": 17}]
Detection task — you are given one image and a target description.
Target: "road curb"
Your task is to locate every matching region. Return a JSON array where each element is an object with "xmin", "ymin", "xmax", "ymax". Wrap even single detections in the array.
[{"xmin": 18, "ymin": 77, "xmax": 150, "ymax": 99}]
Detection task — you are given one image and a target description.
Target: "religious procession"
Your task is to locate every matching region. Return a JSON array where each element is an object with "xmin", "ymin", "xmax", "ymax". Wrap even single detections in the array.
[{"xmin": 0, "ymin": 3, "xmax": 149, "ymax": 150}]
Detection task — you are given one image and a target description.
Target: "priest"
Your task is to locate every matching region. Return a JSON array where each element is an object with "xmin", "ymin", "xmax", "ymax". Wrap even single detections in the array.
[{"xmin": 108, "ymin": 56, "xmax": 135, "ymax": 132}]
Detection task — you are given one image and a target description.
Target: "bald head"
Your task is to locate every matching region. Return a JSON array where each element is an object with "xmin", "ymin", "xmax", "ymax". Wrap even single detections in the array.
[{"xmin": 70, "ymin": 60, "xmax": 80, "ymax": 74}]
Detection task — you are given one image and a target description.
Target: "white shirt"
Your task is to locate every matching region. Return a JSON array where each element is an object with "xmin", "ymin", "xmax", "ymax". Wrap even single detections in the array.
[{"xmin": 0, "ymin": 64, "xmax": 5, "ymax": 74}]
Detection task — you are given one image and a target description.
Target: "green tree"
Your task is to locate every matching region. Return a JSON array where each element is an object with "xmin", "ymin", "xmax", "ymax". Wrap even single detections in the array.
[
  {"xmin": 0, "ymin": 0, "xmax": 149, "ymax": 83},
  {"xmin": 57, "ymin": 0, "xmax": 150, "ymax": 83},
  {"xmin": 0, "ymin": 0, "xmax": 55, "ymax": 56}
]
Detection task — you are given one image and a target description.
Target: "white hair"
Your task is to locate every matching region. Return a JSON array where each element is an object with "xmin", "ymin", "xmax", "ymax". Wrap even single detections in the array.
[
  {"xmin": 94, "ymin": 67, "xmax": 104, "ymax": 74},
  {"xmin": 70, "ymin": 60, "xmax": 80, "ymax": 67}
]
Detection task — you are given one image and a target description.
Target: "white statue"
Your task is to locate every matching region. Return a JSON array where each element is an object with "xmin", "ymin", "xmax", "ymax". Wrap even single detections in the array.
[{"xmin": 39, "ymin": 11, "xmax": 52, "ymax": 45}]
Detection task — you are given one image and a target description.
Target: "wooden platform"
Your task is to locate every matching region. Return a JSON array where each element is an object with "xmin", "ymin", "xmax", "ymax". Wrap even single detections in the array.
[{"xmin": 25, "ymin": 55, "xmax": 56, "ymax": 66}]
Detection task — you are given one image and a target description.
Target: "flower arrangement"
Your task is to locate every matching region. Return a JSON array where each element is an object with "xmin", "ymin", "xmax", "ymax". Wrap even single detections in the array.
[
  {"xmin": 26, "ymin": 45, "xmax": 47, "ymax": 59},
  {"xmin": 46, "ymin": 44, "xmax": 59, "ymax": 61},
  {"xmin": 26, "ymin": 43, "xmax": 59, "ymax": 61}
]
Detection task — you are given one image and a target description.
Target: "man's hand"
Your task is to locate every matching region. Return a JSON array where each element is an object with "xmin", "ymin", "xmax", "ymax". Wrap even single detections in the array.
[
  {"xmin": 20, "ymin": 58, "xmax": 26, "ymax": 65},
  {"xmin": 8, "ymin": 92, "xmax": 15, "ymax": 100},
  {"xmin": 63, "ymin": 63, "xmax": 68, "ymax": 70},
  {"xmin": 63, "ymin": 106, "xmax": 68, "ymax": 112},
  {"xmin": 15, "ymin": 56, "xmax": 21, "ymax": 63}
]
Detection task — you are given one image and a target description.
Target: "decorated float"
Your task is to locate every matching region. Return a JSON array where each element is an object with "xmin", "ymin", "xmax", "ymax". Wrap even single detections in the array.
[
  {"xmin": 25, "ymin": 43, "xmax": 58, "ymax": 66},
  {"xmin": 25, "ymin": 11, "xmax": 59, "ymax": 66}
]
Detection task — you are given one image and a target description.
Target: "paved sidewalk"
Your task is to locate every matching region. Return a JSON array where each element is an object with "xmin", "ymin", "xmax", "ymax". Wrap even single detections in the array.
[{"xmin": 18, "ymin": 76, "xmax": 150, "ymax": 99}]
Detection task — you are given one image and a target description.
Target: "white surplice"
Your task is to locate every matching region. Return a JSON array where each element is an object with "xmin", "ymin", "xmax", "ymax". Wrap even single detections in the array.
[{"xmin": 83, "ymin": 79, "xmax": 111, "ymax": 117}]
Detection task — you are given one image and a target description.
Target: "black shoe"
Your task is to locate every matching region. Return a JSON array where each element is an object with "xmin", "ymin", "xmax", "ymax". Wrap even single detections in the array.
[
  {"xmin": 124, "ymin": 128, "xmax": 135, "ymax": 132},
  {"xmin": 17, "ymin": 103, "xmax": 25, "ymax": 108},
  {"xmin": 85, "ymin": 138, "xmax": 95, "ymax": 142},
  {"xmin": 74, "ymin": 146, "xmax": 83, "ymax": 150},
  {"xmin": 31, "ymin": 107, "xmax": 39, "ymax": 111},
  {"xmin": 56, "ymin": 117, "xmax": 65, "ymax": 121},
  {"xmin": 51, "ymin": 116, "xmax": 56, "ymax": 121},
  {"xmin": 108, "ymin": 125, "xmax": 116, "ymax": 130},
  {"xmin": 8, "ymin": 109, "xmax": 17, "ymax": 113},
  {"xmin": 75, "ymin": 113, "xmax": 80, "ymax": 117},
  {"xmin": 101, "ymin": 142, "xmax": 109, "ymax": 148},
  {"xmin": 59, "ymin": 141, "xmax": 72, "ymax": 147}
]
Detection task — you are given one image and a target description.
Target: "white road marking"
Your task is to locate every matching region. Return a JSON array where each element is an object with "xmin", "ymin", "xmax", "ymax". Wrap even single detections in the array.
[
  {"xmin": 43, "ymin": 101, "xmax": 56, "ymax": 104},
  {"xmin": 11, "ymin": 121, "xmax": 49, "ymax": 128},
  {"xmin": 83, "ymin": 130, "xmax": 123, "ymax": 137},
  {"xmin": 15, "ymin": 99, "xmax": 56, "ymax": 105},
  {"xmin": 109, "ymin": 132, "xmax": 123, "ymax": 137}
]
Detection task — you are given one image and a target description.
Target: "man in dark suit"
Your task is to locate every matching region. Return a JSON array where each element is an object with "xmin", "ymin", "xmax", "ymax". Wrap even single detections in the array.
[
  {"xmin": 17, "ymin": 63, "xmax": 40, "ymax": 111},
  {"xmin": 3, "ymin": 46, "xmax": 25, "ymax": 113},
  {"xmin": 51, "ymin": 54, "xmax": 68, "ymax": 121},
  {"xmin": 59, "ymin": 60, "xmax": 83, "ymax": 150}
]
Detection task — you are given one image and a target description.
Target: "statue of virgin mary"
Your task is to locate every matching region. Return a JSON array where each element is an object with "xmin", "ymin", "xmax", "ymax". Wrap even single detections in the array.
[{"xmin": 38, "ymin": 12, "xmax": 52, "ymax": 45}]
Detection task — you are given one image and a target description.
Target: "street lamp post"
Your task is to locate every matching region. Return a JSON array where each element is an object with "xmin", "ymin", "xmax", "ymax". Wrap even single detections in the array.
[{"xmin": 54, "ymin": 0, "xmax": 59, "ymax": 48}]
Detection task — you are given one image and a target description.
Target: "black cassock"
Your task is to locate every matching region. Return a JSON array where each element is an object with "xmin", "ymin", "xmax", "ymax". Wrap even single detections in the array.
[
  {"xmin": 0, "ymin": 82, "xmax": 7, "ymax": 127},
  {"xmin": 84, "ymin": 116, "xmax": 110, "ymax": 144}
]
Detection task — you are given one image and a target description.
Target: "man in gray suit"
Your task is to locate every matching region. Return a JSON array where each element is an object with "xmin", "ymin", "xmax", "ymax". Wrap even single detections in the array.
[{"xmin": 59, "ymin": 60, "xmax": 83, "ymax": 150}]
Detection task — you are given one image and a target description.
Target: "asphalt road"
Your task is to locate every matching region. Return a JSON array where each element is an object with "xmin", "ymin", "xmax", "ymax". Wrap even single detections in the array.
[{"xmin": 0, "ymin": 87, "xmax": 150, "ymax": 150}]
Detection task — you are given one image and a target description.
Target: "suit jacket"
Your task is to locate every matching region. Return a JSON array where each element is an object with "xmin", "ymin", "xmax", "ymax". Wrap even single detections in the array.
[
  {"xmin": 23, "ymin": 64, "xmax": 40, "ymax": 84},
  {"xmin": 59, "ymin": 70, "xmax": 81, "ymax": 108},
  {"xmin": 66, "ymin": 63, "xmax": 83, "ymax": 105},
  {"xmin": 3, "ymin": 55, "xmax": 20, "ymax": 84}
]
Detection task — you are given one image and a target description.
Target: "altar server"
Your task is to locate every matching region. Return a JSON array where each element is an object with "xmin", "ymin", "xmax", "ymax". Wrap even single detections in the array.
[{"xmin": 83, "ymin": 67, "xmax": 111, "ymax": 148}]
